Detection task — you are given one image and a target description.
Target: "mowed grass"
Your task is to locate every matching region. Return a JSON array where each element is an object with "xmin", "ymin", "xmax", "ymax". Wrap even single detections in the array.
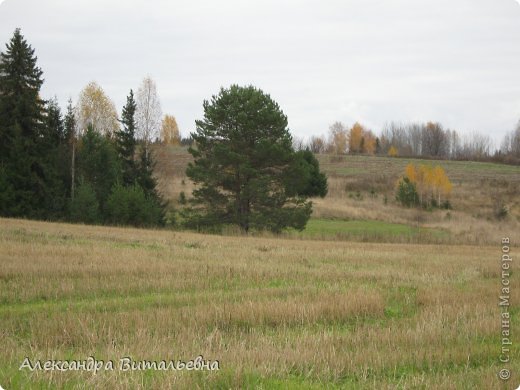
[
  {"xmin": 1, "ymin": 218, "xmax": 518, "ymax": 389},
  {"xmin": 289, "ymin": 218, "xmax": 448, "ymax": 243}
]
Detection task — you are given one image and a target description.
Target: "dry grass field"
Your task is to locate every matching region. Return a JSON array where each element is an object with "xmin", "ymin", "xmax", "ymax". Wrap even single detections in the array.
[
  {"xmin": 1, "ymin": 147, "xmax": 519, "ymax": 388},
  {"xmin": 0, "ymin": 218, "xmax": 518, "ymax": 389}
]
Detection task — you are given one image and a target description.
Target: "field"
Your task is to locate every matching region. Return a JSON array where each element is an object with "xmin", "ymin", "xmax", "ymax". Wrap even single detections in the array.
[
  {"xmin": 1, "ymin": 218, "xmax": 518, "ymax": 389},
  {"xmin": 2, "ymin": 149, "xmax": 519, "ymax": 389}
]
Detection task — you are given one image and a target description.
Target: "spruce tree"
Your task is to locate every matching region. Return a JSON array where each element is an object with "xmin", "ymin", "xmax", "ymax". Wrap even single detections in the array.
[
  {"xmin": 115, "ymin": 90, "xmax": 137, "ymax": 186},
  {"xmin": 0, "ymin": 28, "xmax": 48, "ymax": 217},
  {"xmin": 136, "ymin": 145, "xmax": 165, "ymax": 225},
  {"xmin": 63, "ymin": 99, "xmax": 77, "ymax": 199}
]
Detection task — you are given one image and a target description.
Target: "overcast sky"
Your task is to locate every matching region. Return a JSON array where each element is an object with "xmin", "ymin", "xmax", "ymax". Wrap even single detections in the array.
[{"xmin": 1, "ymin": 0, "xmax": 519, "ymax": 145}]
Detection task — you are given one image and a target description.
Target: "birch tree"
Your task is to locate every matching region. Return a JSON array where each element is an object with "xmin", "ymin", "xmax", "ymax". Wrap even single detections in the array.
[
  {"xmin": 161, "ymin": 114, "xmax": 180, "ymax": 145},
  {"xmin": 76, "ymin": 81, "xmax": 119, "ymax": 136},
  {"xmin": 136, "ymin": 76, "xmax": 162, "ymax": 154}
]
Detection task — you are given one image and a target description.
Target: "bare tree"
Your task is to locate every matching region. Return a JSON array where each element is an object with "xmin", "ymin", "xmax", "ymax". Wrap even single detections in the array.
[
  {"xmin": 136, "ymin": 76, "xmax": 162, "ymax": 155},
  {"xmin": 292, "ymin": 136, "xmax": 305, "ymax": 151},
  {"xmin": 309, "ymin": 135, "xmax": 326, "ymax": 154},
  {"xmin": 500, "ymin": 121, "xmax": 520, "ymax": 158},
  {"xmin": 408, "ymin": 123, "xmax": 423, "ymax": 156},
  {"xmin": 512, "ymin": 121, "xmax": 520, "ymax": 158},
  {"xmin": 421, "ymin": 122, "xmax": 448, "ymax": 157}
]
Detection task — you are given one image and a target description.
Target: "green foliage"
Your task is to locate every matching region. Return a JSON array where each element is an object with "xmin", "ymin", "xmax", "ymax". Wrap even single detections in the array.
[
  {"xmin": 70, "ymin": 181, "xmax": 100, "ymax": 224},
  {"xmin": 106, "ymin": 184, "xmax": 163, "ymax": 227},
  {"xmin": 441, "ymin": 200, "xmax": 452, "ymax": 210},
  {"xmin": 77, "ymin": 125, "xmax": 122, "ymax": 209},
  {"xmin": 0, "ymin": 30, "xmax": 166, "ymax": 228},
  {"xmin": 115, "ymin": 90, "xmax": 138, "ymax": 186},
  {"xmin": 396, "ymin": 177, "xmax": 419, "ymax": 207},
  {"xmin": 288, "ymin": 150, "xmax": 328, "ymax": 198},
  {"xmin": 136, "ymin": 146, "xmax": 165, "ymax": 219},
  {"xmin": 178, "ymin": 191, "xmax": 187, "ymax": 205},
  {"xmin": 185, "ymin": 85, "xmax": 314, "ymax": 233},
  {"xmin": 0, "ymin": 28, "xmax": 51, "ymax": 218}
]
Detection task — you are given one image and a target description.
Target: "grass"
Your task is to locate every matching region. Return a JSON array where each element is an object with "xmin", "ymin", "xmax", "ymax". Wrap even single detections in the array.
[
  {"xmin": 1, "ymin": 218, "xmax": 518, "ymax": 389},
  {"xmin": 289, "ymin": 218, "xmax": 448, "ymax": 242}
]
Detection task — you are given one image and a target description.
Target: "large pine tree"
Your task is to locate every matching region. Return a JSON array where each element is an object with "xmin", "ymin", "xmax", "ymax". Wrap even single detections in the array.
[
  {"xmin": 0, "ymin": 28, "xmax": 49, "ymax": 217},
  {"xmin": 185, "ymin": 85, "xmax": 315, "ymax": 233}
]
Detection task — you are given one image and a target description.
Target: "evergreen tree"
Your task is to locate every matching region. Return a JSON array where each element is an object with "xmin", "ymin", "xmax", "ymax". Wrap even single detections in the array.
[
  {"xmin": 63, "ymin": 99, "xmax": 76, "ymax": 143},
  {"xmin": 136, "ymin": 145, "xmax": 165, "ymax": 224},
  {"xmin": 288, "ymin": 150, "xmax": 328, "ymax": 198},
  {"xmin": 77, "ymin": 125, "xmax": 122, "ymax": 213},
  {"xmin": 185, "ymin": 85, "xmax": 315, "ymax": 233},
  {"xmin": 42, "ymin": 97, "xmax": 68, "ymax": 217},
  {"xmin": 44, "ymin": 97, "xmax": 65, "ymax": 145},
  {"xmin": 396, "ymin": 177, "xmax": 419, "ymax": 207},
  {"xmin": 63, "ymin": 99, "xmax": 77, "ymax": 199},
  {"xmin": 115, "ymin": 90, "xmax": 137, "ymax": 186},
  {"xmin": 0, "ymin": 28, "xmax": 48, "ymax": 217}
]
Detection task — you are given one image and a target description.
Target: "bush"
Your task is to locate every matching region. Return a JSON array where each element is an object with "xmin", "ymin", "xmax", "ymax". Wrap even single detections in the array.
[
  {"xmin": 441, "ymin": 200, "xmax": 452, "ymax": 210},
  {"xmin": 70, "ymin": 182, "xmax": 100, "ymax": 224},
  {"xmin": 396, "ymin": 177, "xmax": 419, "ymax": 207},
  {"xmin": 178, "ymin": 191, "xmax": 187, "ymax": 205},
  {"xmin": 106, "ymin": 184, "xmax": 163, "ymax": 227}
]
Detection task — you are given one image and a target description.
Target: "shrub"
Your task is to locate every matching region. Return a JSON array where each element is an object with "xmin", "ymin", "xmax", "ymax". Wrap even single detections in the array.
[
  {"xmin": 106, "ymin": 184, "xmax": 163, "ymax": 227},
  {"xmin": 396, "ymin": 177, "xmax": 419, "ymax": 207},
  {"xmin": 441, "ymin": 200, "xmax": 452, "ymax": 210},
  {"xmin": 178, "ymin": 191, "xmax": 187, "ymax": 205},
  {"xmin": 70, "ymin": 182, "xmax": 100, "ymax": 224}
]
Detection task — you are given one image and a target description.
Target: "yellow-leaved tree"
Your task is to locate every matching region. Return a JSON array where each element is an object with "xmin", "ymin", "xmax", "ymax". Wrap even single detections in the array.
[
  {"xmin": 161, "ymin": 114, "xmax": 180, "ymax": 145},
  {"xmin": 348, "ymin": 122, "xmax": 364, "ymax": 154},
  {"xmin": 402, "ymin": 163, "xmax": 452, "ymax": 207},
  {"xmin": 388, "ymin": 146, "xmax": 398, "ymax": 157},
  {"xmin": 432, "ymin": 166, "xmax": 452, "ymax": 205},
  {"xmin": 76, "ymin": 81, "xmax": 119, "ymax": 136}
]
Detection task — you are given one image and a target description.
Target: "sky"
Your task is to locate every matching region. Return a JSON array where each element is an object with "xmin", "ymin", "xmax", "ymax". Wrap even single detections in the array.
[{"xmin": 1, "ymin": 0, "xmax": 519, "ymax": 146}]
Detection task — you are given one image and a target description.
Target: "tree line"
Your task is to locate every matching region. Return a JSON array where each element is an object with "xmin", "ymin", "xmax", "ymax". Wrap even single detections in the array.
[
  {"xmin": 0, "ymin": 29, "xmax": 328, "ymax": 233},
  {"xmin": 0, "ymin": 29, "xmax": 165, "ymax": 225},
  {"xmin": 301, "ymin": 120, "xmax": 520, "ymax": 164}
]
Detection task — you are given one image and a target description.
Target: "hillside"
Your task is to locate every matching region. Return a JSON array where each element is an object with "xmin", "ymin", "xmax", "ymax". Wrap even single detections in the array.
[{"xmin": 152, "ymin": 145, "xmax": 520, "ymax": 245}]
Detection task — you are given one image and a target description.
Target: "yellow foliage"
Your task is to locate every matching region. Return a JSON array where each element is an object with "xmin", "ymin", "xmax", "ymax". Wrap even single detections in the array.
[
  {"xmin": 388, "ymin": 146, "xmax": 398, "ymax": 157},
  {"xmin": 405, "ymin": 163, "xmax": 417, "ymax": 183},
  {"xmin": 401, "ymin": 163, "xmax": 452, "ymax": 205},
  {"xmin": 363, "ymin": 131, "xmax": 377, "ymax": 155},
  {"xmin": 77, "ymin": 81, "xmax": 119, "ymax": 136},
  {"xmin": 161, "ymin": 114, "xmax": 180, "ymax": 145},
  {"xmin": 348, "ymin": 123, "xmax": 364, "ymax": 154}
]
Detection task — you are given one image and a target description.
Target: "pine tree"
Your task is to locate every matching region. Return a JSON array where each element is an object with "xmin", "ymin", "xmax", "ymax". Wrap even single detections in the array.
[
  {"xmin": 185, "ymin": 85, "xmax": 314, "ymax": 233},
  {"xmin": 115, "ymin": 90, "xmax": 137, "ymax": 186},
  {"xmin": 0, "ymin": 28, "xmax": 48, "ymax": 217}
]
